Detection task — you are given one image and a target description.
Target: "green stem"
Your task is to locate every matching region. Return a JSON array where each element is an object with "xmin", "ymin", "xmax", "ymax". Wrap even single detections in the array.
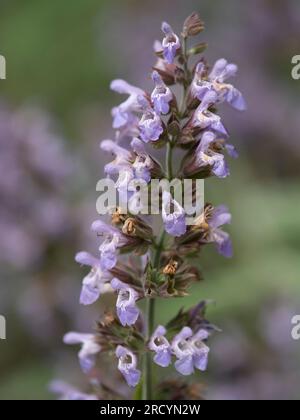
[
  {"xmin": 182, "ymin": 36, "xmax": 188, "ymax": 77},
  {"xmin": 179, "ymin": 36, "xmax": 189, "ymax": 117},
  {"xmin": 142, "ymin": 231, "xmax": 165, "ymax": 401},
  {"xmin": 166, "ymin": 141, "xmax": 174, "ymax": 180}
]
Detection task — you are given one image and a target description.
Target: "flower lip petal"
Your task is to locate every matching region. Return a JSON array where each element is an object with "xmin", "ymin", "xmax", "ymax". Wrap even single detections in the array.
[
  {"xmin": 75, "ymin": 251, "xmax": 99, "ymax": 268},
  {"xmin": 91, "ymin": 220, "xmax": 120, "ymax": 236},
  {"xmin": 80, "ymin": 282, "xmax": 101, "ymax": 306},
  {"xmin": 131, "ymin": 137, "xmax": 147, "ymax": 155},
  {"xmin": 175, "ymin": 355, "xmax": 194, "ymax": 376},
  {"xmin": 110, "ymin": 79, "xmax": 144, "ymax": 96},
  {"xmin": 63, "ymin": 332, "xmax": 93, "ymax": 345},
  {"xmin": 210, "ymin": 205, "xmax": 232, "ymax": 228},
  {"xmin": 162, "ymin": 191, "xmax": 187, "ymax": 237}
]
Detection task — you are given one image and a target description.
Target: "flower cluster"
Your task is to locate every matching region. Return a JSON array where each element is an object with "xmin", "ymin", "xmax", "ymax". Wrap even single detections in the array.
[
  {"xmin": 60, "ymin": 13, "xmax": 245, "ymax": 400},
  {"xmin": 149, "ymin": 325, "xmax": 209, "ymax": 375}
]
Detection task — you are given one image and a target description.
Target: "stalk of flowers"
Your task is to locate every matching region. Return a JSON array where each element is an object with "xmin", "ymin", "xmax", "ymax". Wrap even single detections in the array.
[{"xmin": 60, "ymin": 12, "xmax": 245, "ymax": 400}]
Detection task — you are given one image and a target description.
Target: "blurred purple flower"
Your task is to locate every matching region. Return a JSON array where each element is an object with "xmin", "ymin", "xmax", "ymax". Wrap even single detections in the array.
[
  {"xmin": 75, "ymin": 251, "xmax": 112, "ymax": 305},
  {"xmin": 203, "ymin": 205, "xmax": 233, "ymax": 258},
  {"xmin": 110, "ymin": 79, "xmax": 145, "ymax": 129},
  {"xmin": 63, "ymin": 332, "xmax": 101, "ymax": 373},
  {"xmin": 50, "ymin": 380, "xmax": 98, "ymax": 400}
]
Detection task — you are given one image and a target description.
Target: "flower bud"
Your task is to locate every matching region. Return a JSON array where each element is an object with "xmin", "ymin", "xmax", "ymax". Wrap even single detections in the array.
[
  {"xmin": 163, "ymin": 260, "xmax": 179, "ymax": 276},
  {"xmin": 182, "ymin": 13, "xmax": 205, "ymax": 37},
  {"xmin": 187, "ymin": 42, "xmax": 208, "ymax": 57},
  {"xmin": 122, "ymin": 216, "xmax": 153, "ymax": 240}
]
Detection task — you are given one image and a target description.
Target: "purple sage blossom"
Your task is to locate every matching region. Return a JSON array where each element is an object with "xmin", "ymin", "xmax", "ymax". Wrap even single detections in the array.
[
  {"xmin": 149, "ymin": 325, "xmax": 172, "ymax": 367},
  {"xmin": 131, "ymin": 137, "xmax": 153, "ymax": 183},
  {"xmin": 91, "ymin": 220, "xmax": 128, "ymax": 270},
  {"xmin": 101, "ymin": 139, "xmax": 133, "ymax": 176},
  {"xmin": 195, "ymin": 131, "xmax": 230, "ymax": 178},
  {"xmin": 110, "ymin": 79, "xmax": 145, "ymax": 129},
  {"xmin": 207, "ymin": 205, "xmax": 233, "ymax": 258},
  {"xmin": 116, "ymin": 346, "xmax": 141, "ymax": 387},
  {"xmin": 191, "ymin": 91, "xmax": 228, "ymax": 136},
  {"xmin": 138, "ymin": 96, "xmax": 164, "ymax": 143},
  {"xmin": 111, "ymin": 278, "xmax": 140, "ymax": 326},
  {"xmin": 171, "ymin": 327, "xmax": 209, "ymax": 376},
  {"xmin": 161, "ymin": 22, "xmax": 181, "ymax": 64},
  {"xmin": 50, "ymin": 381, "xmax": 98, "ymax": 400},
  {"xmin": 196, "ymin": 205, "xmax": 233, "ymax": 258},
  {"xmin": 63, "ymin": 332, "xmax": 101, "ymax": 373},
  {"xmin": 191, "ymin": 59, "xmax": 246, "ymax": 111},
  {"xmin": 162, "ymin": 191, "xmax": 187, "ymax": 237},
  {"xmin": 64, "ymin": 14, "xmax": 245, "ymax": 397},
  {"xmin": 75, "ymin": 251, "xmax": 112, "ymax": 305},
  {"xmin": 151, "ymin": 71, "xmax": 173, "ymax": 114}
]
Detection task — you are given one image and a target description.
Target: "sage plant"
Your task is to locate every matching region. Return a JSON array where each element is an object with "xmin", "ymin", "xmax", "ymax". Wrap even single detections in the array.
[{"xmin": 60, "ymin": 13, "xmax": 245, "ymax": 401}]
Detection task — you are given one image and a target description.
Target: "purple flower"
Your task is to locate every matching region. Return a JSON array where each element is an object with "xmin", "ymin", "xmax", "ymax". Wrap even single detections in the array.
[
  {"xmin": 131, "ymin": 137, "xmax": 153, "ymax": 183},
  {"xmin": 91, "ymin": 220, "xmax": 127, "ymax": 270},
  {"xmin": 207, "ymin": 205, "xmax": 233, "ymax": 257},
  {"xmin": 116, "ymin": 345, "xmax": 141, "ymax": 387},
  {"xmin": 111, "ymin": 108, "xmax": 140, "ymax": 140},
  {"xmin": 162, "ymin": 191, "xmax": 187, "ymax": 237},
  {"xmin": 50, "ymin": 380, "xmax": 98, "ymax": 400},
  {"xmin": 110, "ymin": 79, "xmax": 145, "ymax": 129},
  {"xmin": 111, "ymin": 278, "xmax": 140, "ymax": 326},
  {"xmin": 191, "ymin": 62, "xmax": 212, "ymax": 100},
  {"xmin": 149, "ymin": 325, "xmax": 172, "ymax": 367},
  {"xmin": 63, "ymin": 332, "xmax": 101, "ymax": 373},
  {"xmin": 191, "ymin": 59, "xmax": 246, "ymax": 111},
  {"xmin": 151, "ymin": 71, "xmax": 173, "ymax": 114},
  {"xmin": 171, "ymin": 327, "xmax": 209, "ymax": 376},
  {"xmin": 138, "ymin": 96, "xmax": 164, "ymax": 143},
  {"xmin": 195, "ymin": 131, "xmax": 229, "ymax": 178},
  {"xmin": 161, "ymin": 22, "xmax": 180, "ymax": 64},
  {"xmin": 75, "ymin": 251, "xmax": 112, "ymax": 305},
  {"xmin": 225, "ymin": 143, "xmax": 239, "ymax": 159},
  {"xmin": 191, "ymin": 91, "xmax": 228, "ymax": 136},
  {"xmin": 100, "ymin": 139, "xmax": 133, "ymax": 176},
  {"xmin": 196, "ymin": 205, "xmax": 232, "ymax": 257},
  {"xmin": 100, "ymin": 139, "xmax": 135, "ymax": 200},
  {"xmin": 101, "ymin": 138, "xmax": 157, "ymax": 185}
]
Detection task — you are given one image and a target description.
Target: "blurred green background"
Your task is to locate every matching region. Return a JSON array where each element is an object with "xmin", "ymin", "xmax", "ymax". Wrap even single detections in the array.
[{"xmin": 0, "ymin": 0, "xmax": 300, "ymax": 400}]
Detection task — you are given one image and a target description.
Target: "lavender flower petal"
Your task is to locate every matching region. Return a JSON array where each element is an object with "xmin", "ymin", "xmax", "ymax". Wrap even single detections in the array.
[
  {"xmin": 116, "ymin": 346, "xmax": 141, "ymax": 388},
  {"xmin": 161, "ymin": 22, "xmax": 180, "ymax": 64},
  {"xmin": 162, "ymin": 191, "xmax": 187, "ymax": 237}
]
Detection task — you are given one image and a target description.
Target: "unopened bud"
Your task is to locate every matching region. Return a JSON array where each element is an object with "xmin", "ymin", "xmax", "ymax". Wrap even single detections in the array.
[
  {"xmin": 183, "ymin": 12, "xmax": 205, "ymax": 37},
  {"xmin": 187, "ymin": 42, "xmax": 208, "ymax": 57},
  {"xmin": 163, "ymin": 260, "xmax": 179, "ymax": 276}
]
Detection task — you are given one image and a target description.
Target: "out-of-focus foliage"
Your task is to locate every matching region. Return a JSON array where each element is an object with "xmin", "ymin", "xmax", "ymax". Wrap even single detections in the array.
[{"xmin": 0, "ymin": 0, "xmax": 300, "ymax": 400}]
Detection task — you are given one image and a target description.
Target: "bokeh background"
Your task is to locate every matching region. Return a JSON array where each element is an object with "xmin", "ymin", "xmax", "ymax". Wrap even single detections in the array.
[{"xmin": 0, "ymin": 0, "xmax": 300, "ymax": 400}]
